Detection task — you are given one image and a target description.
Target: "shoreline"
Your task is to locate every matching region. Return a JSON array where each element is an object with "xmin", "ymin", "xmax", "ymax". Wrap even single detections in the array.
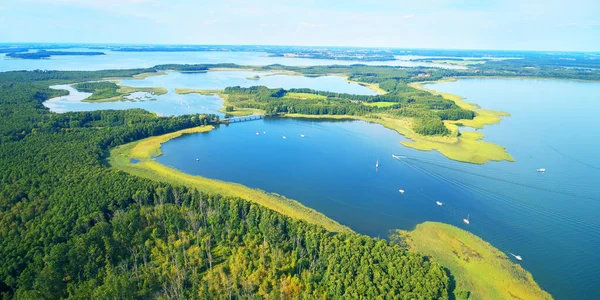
[
  {"xmin": 282, "ymin": 113, "xmax": 514, "ymax": 164},
  {"xmin": 109, "ymin": 126, "xmax": 353, "ymax": 234},
  {"xmin": 109, "ymin": 124, "xmax": 549, "ymax": 300},
  {"xmin": 81, "ymin": 85, "xmax": 168, "ymax": 103},
  {"xmin": 393, "ymin": 222, "xmax": 552, "ymax": 300}
]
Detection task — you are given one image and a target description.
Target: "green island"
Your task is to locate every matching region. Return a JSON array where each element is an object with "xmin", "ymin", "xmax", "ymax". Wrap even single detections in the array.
[
  {"xmin": 391, "ymin": 222, "xmax": 552, "ymax": 300},
  {"xmin": 73, "ymin": 81, "xmax": 167, "ymax": 102},
  {"xmin": 204, "ymin": 81, "xmax": 512, "ymax": 164},
  {"xmin": 6, "ymin": 50, "xmax": 105, "ymax": 60}
]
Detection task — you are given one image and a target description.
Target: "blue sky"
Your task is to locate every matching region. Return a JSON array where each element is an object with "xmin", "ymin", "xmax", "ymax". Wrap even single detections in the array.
[{"xmin": 0, "ymin": 0, "xmax": 598, "ymax": 51}]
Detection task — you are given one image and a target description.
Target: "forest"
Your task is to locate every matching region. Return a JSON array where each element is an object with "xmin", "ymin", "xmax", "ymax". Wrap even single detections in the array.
[
  {"xmin": 222, "ymin": 84, "xmax": 471, "ymax": 136},
  {"xmin": 0, "ymin": 69, "xmax": 452, "ymax": 298},
  {"xmin": 73, "ymin": 82, "xmax": 121, "ymax": 101}
]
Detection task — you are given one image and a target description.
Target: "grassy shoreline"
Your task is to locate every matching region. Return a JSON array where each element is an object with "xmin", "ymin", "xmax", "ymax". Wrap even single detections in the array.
[
  {"xmin": 109, "ymin": 125, "xmax": 548, "ymax": 299},
  {"xmin": 109, "ymin": 126, "xmax": 352, "ymax": 234},
  {"xmin": 81, "ymin": 85, "xmax": 168, "ymax": 103},
  {"xmin": 174, "ymin": 88, "xmax": 262, "ymax": 116},
  {"xmin": 392, "ymin": 222, "xmax": 552, "ymax": 300},
  {"xmin": 282, "ymin": 113, "xmax": 514, "ymax": 164}
]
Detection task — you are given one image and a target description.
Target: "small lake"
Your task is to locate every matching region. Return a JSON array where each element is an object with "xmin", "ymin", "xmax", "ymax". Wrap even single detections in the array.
[
  {"xmin": 44, "ymin": 71, "xmax": 377, "ymax": 116},
  {"xmin": 157, "ymin": 78, "xmax": 600, "ymax": 299},
  {"xmin": 0, "ymin": 49, "xmax": 466, "ymax": 72}
]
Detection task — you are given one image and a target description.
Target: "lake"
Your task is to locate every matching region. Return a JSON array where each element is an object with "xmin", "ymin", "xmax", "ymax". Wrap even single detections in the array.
[
  {"xmin": 44, "ymin": 70, "xmax": 377, "ymax": 116},
  {"xmin": 0, "ymin": 49, "xmax": 466, "ymax": 72},
  {"xmin": 157, "ymin": 78, "xmax": 600, "ymax": 299}
]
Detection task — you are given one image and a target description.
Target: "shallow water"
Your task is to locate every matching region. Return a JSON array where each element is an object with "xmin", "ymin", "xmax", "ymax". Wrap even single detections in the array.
[
  {"xmin": 45, "ymin": 71, "xmax": 376, "ymax": 116},
  {"xmin": 158, "ymin": 78, "xmax": 600, "ymax": 299}
]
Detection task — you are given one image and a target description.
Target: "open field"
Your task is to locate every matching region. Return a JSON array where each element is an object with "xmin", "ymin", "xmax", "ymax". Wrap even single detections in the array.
[
  {"xmin": 392, "ymin": 222, "xmax": 552, "ymax": 300},
  {"xmin": 174, "ymin": 88, "xmax": 219, "ymax": 95},
  {"xmin": 363, "ymin": 101, "xmax": 398, "ymax": 107},
  {"xmin": 109, "ymin": 126, "xmax": 353, "ymax": 234},
  {"xmin": 283, "ymin": 92, "xmax": 328, "ymax": 100}
]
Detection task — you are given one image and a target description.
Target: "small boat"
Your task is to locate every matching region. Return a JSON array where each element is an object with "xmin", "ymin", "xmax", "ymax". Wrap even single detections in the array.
[
  {"xmin": 376, "ymin": 160, "xmax": 379, "ymax": 168},
  {"xmin": 282, "ymin": 136, "xmax": 286, "ymax": 139},
  {"xmin": 195, "ymin": 158, "xmax": 199, "ymax": 162},
  {"xmin": 537, "ymin": 168, "xmax": 546, "ymax": 173},
  {"xmin": 509, "ymin": 253, "xmax": 523, "ymax": 261},
  {"xmin": 263, "ymin": 131, "xmax": 266, "ymax": 134},
  {"xmin": 436, "ymin": 201, "xmax": 443, "ymax": 206},
  {"xmin": 398, "ymin": 189, "xmax": 405, "ymax": 194},
  {"xmin": 392, "ymin": 154, "xmax": 399, "ymax": 159},
  {"xmin": 463, "ymin": 214, "xmax": 470, "ymax": 225},
  {"xmin": 301, "ymin": 134, "xmax": 305, "ymax": 138},
  {"xmin": 256, "ymin": 132, "xmax": 259, "ymax": 135}
]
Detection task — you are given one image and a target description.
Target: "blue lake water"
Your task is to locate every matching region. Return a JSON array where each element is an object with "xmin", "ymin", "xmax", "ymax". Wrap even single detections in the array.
[
  {"xmin": 44, "ymin": 71, "xmax": 376, "ymax": 116},
  {"xmin": 157, "ymin": 78, "xmax": 600, "ymax": 299},
  {"xmin": 120, "ymin": 71, "xmax": 379, "ymax": 95},
  {"xmin": 0, "ymin": 49, "xmax": 465, "ymax": 71}
]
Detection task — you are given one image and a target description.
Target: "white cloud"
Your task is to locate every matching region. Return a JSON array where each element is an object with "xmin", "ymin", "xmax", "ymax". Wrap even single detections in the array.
[{"xmin": 297, "ymin": 22, "xmax": 328, "ymax": 29}]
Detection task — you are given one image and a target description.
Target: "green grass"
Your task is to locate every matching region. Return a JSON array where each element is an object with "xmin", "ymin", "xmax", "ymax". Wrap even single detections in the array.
[
  {"xmin": 174, "ymin": 88, "xmax": 219, "ymax": 95},
  {"xmin": 346, "ymin": 79, "xmax": 387, "ymax": 94},
  {"xmin": 393, "ymin": 222, "xmax": 552, "ymax": 300},
  {"xmin": 131, "ymin": 72, "xmax": 167, "ymax": 79},
  {"xmin": 109, "ymin": 126, "xmax": 352, "ymax": 234},
  {"xmin": 364, "ymin": 101, "xmax": 398, "ymax": 107},
  {"xmin": 172, "ymin": 89, "xmax": 261, "ymax": 116},
  {"xmin": 409, "ymin": 81, "xmax": 510, "ymax": 130},
  {"xmin": 282, "ymin": 113, "xmax": 514, "ymax": 164},
  {"xmin": 283, "ymin": 92, "xmax": 327, "ymax": 100},
  {"xmin": 81, "ymin": 85, "xmax": 167, "ymax": 102}
]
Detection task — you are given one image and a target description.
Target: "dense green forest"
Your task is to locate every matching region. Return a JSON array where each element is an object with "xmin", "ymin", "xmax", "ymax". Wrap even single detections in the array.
[
  {"xmin": 0, "ymin": 70, "xmax": 451, "ymax": 298},
  {"xmin": 222, "ymin": 84, "xmax": 470, "ymax": 136},
  {"xmin": 73, "ymin": 82, "xmax": 121, "ymax": 101}
]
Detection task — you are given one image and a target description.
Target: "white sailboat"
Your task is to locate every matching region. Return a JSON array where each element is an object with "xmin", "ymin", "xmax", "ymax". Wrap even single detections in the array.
[
  {"xmin": 398, "ymin": 189, "xmax": 405, "ymax": 194},
  {"xmin": 301, "ymin": 134, "xmax": 305, "ymax": 138},
  {"xmin": 463, "ymin": 214, "xmax": 470, "ymax": 225},
  {"xmin": 376, "ymin": 160, "xmax": 379, "ymax": 168},
  {"xmin": 509, "ymin": 253, "xmax": 523, "ymax": 261},
  {"xmin": 256, "ymin": 132, "xmax": 259, "ymax": 135},
  {"xmin": 436, "ymin": 201, "xmax": 443, "ymax": 206},
  {"xmin": 282, "ymin": 136, "xmax": 286, "ymax": 139}
]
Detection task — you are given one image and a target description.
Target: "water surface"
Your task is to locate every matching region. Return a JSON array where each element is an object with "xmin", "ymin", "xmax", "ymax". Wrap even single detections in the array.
[
  {"xmin": 45, "ymin": 71, "xmax": 376, "ymax": 115},
  {"xmin": 0, "ymin": 48, "xmax": 465, "ymax": 71},
  {"xmin": 158, "ymin": 78, "xmax": 600, "ymax": 299}
]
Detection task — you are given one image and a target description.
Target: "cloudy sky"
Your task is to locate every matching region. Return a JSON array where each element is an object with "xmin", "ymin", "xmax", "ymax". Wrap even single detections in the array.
[{"xmin": 1, "ymin": 0, "xmax": 598, "ymax": 51}]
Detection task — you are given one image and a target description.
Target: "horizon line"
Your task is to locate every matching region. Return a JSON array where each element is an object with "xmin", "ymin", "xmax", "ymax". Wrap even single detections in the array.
[{"xmin": 1, "ymin": 42, "xmax": 598, "ymax": 54}]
